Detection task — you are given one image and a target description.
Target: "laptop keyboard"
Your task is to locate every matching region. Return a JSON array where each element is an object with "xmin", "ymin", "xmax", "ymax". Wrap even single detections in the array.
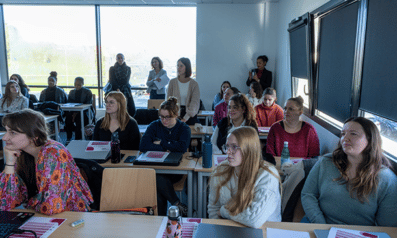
[{"xmin": 0, "ymin": 223, "xmax": 19, "ymax": 237}]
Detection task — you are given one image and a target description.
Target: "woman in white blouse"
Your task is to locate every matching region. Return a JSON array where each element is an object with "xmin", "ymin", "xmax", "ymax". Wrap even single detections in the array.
[{"xmin": 0, "ymin": 81, "xmax": 28, "ymax": 113}]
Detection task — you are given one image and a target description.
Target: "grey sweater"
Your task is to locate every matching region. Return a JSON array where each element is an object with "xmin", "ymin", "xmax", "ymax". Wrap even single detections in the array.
[{"xmin": 301, "ymin": 154, "xmax": 397, "ymax": 226}]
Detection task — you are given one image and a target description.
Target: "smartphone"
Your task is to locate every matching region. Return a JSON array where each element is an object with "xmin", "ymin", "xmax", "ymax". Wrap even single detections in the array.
[
  {"xmin": 251, "ymin": 69, "xmax": 256, "ymax": 77},
  {"xmin": 124, "ymin": 156, "xmax": 136, "ymax": 163}
]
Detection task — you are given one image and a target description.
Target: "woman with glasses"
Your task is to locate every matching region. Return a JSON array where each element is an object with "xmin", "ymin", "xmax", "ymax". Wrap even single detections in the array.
[
  {"xmin": 208, "ymin": 126, "xmax": 281, "ymax": 228},
  {"xmin": 93, "ymin": 91, "xmax": 140, "ymax": 150},
  {"xmin": 211, "ymin": 93, "xmax": 258, "ymax": 154},
  {"xmin": 266, "ymin": 96, "xmax": 320, "ymax": 158},
  {"xmin": 139, "ymin": 97, "xmax": 191, "ymax": 216},
  {"xmin": 0, "ymin": 81, "xmax": 29, "ymax": 113},
  {"xmin": 146, "ymin": 57, "xmax": 168, "ymax": 99}
]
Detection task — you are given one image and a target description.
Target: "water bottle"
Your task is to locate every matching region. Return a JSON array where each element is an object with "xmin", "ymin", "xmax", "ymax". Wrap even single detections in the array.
[
  {"xmin": 111, "ymin": 131, "xmax": 121, "ymax": 163},
  {"xmin": 165, "ymin": 206, "xmax": 182, "ymax": 238},
  {"xmin": 202, "ymin": 134, "xmax": 212, "ymax": 168},
  {"xmin": 280, "ymin": 141, "xmax": 290, "ymax": 166}
]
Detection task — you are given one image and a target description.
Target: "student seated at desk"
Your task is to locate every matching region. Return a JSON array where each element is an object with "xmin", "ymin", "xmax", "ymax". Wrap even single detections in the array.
[
  {"xmin": 94, "ymin": 91, "xmax": 140, "ymax": 150},
  {"xmin": 301, "ymin": 117, "xmax": 397, "ymax": 226},
  {"xmin": 246, "ymin": 81, "xmax": 264, "ymax": 108},
  {"xmin": 266, "ymin": 96, "xmax": 319, "ymax": 158},
  {"xmin": 211, "ymin": 93, "xmax": 257, "ymax": 154},
  {"xmin": 0, "ymin": 109, "xmax": 93, "ymax": 215},
  {"xmin": 213, "ymin": 87, "xmax": 240, "ymax": 129},
  {"xmin": 139, "ymin": 97, "xmax": 190, "ymax": 216},
  {"xmin": 208, "ymin": 126, "xmax": 281, "ymax": 228},
  {"xmin": 255, "ymin": 87, "xmax": 283, "ymax": 127},
  {"xmin": 10, "ymin": 74, "xmax": 30, "ymax": 100},
  {"xmin": 212, "ymin": 80, "xmax": 231, "ymax": 110},
  {"xmin": 39, "ymin": 71, "xmax": 67, "ymax": 104},
  {"xmin": 65, "ymin": 77, "xmax": 93, "ymax": 142},
  {"xmin": 0, "ymin": 81, "xmax": 29, "ymax": 113}
]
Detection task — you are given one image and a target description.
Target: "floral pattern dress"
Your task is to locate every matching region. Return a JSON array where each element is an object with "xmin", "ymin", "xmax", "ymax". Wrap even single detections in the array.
[{"xmin": 0, "ymin": 140, "xmax": 93, "ymax": 215}]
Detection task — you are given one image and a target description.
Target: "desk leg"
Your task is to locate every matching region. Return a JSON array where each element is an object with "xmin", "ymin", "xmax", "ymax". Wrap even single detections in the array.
[
  {"xmin": 81, "ymin": 109, "xmax": 85, "ymax": 140},
  {"xmin": 188, "ymin": 171, "xmax": 193, "ymax": 217},
  {"xmin": 193, "ymin": 172, "xmax": 197, "ymax": 217},
  {"xmin": 203, "ymin": 176, "xmax": 208, "ymax": 218},
  {"xmin": 55, "ymin": 118, "xmax": 59, "ymax": 142},
  {"xmin": 197, "ymin": 172, "xmax": 203, "ymax": 218}
]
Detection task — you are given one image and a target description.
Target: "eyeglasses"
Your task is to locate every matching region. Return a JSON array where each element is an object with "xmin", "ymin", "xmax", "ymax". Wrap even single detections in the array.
[
  {"xmin": 159, "ymin": 115, "xmax": 172, "ymax": 120},
  {"xmin": 222, "ymin": 144, "xmax": 241, "ymax": 154}
]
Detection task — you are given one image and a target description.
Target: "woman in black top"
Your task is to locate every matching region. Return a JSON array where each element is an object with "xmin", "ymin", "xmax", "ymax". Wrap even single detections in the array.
[
  {"xmin": 246, "ymin": 55, "xmax": 272, "ymax": 91},
  {"xmin": 39, "ymin": 71, "xmax": 67, "ymax": 103},
  {"xmin": 93, "ymin": 91, "xmax": 140, "ymax": 150},
  {"xmin": 65, "ymin": 77, "xmax": 94, "ymax": 142},
  {"xmin": 104, "ymin": 53, "xmax": 136, "ymax": 117}
]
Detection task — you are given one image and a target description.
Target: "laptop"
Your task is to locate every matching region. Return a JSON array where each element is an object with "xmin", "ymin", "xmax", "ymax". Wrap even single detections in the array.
[
  {"xmin": 67, "ymin": 140, "xmax": 111, "ymax": 163},
  {"xmin": 193, "ymin": 223, "xmax": 263, "ymax": 238},
  {"xmin": 0, "ymin": 211, "xmax": 35, "ymax": 237},
  {"xmin": 133, "ymin": 151, "xmax": 183, "ymax": 166}
]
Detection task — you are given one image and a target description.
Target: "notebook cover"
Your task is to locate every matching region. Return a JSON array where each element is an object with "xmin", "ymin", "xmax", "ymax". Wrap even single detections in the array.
[{"xmin": 193, "ymin": 223, "xmax": 263, "ymax": 238}]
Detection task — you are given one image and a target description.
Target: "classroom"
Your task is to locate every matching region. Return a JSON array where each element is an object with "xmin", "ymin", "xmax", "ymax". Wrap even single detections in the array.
[{"xmin": 0, "ymin": 0, "xmax": 396, "ymax": 237}]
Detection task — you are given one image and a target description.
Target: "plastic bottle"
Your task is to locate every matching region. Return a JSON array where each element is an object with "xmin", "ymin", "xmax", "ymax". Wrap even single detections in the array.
[
  {"xmin": 111, "ymin": 131, "xmax": 121, "ymax": 163},
  {"xmin": 202, "ymin": 134, "xmax": 212, "ymax": 168},
  {"xmin": 280, "ymin": 141, "xmax": 290, "ymax": 166},
  {"xmin": 165, "ymin": 205, "xmax": 182, "ymax": 238}
]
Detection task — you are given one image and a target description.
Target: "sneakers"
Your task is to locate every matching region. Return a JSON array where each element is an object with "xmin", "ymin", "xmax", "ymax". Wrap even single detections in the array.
[{"xmin": 174, "ymin": 201, "xmax": 188, "ymax": 217}]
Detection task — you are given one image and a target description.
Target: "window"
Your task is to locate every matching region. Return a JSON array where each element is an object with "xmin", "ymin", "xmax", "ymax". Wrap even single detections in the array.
[
  {"xmin": 3, "ymin": 5, "xmax": 97, "ymax": 98},
  {"xmin": 291, "ymin": 77, "xmax": 309, "ymax": 109},
  {"xmin": 100, "ymin": 6, "xmax": 197, "ymax": 108}
]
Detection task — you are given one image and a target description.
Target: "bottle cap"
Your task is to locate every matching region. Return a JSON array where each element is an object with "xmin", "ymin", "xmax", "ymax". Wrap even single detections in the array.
[
  {"xmin": 204, "ymin": 134, "xmax": 211, "ymax": 143},
  {"xmin": 284, "ymin": 141, "xmax": 288, "ymax": 146},
  {"xmin": 167, "ymin": 205, "xmax": 180, "ymax": 219}
]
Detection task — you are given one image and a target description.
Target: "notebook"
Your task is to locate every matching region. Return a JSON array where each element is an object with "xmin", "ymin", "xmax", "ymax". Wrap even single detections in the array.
[
  {"xmin": 0, "ymin": 211, "xmax": 35, "ymax": 237},
  {"xmin": 67, "ymin": 140, "xmax": 111, "ymax": 163},
  {"xmin": 133, "ymin": 151, "xmax": 183, "ymax": 166},
  {"xmin": 193, "ymin": 223, "xmax": 263, "ymax": 238}
]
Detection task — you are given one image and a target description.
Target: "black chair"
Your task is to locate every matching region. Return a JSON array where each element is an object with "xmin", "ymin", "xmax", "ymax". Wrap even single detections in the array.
[
  {"xmin": 74, "ymin": 158, "xmax": 104, "ymax": 211},
  {"xmin": 134, "ymin": 109, "xmax": 159, "ymax": 125}
]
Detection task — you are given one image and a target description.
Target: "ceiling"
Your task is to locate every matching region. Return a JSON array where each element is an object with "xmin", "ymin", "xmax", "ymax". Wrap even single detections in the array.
[{"xmin": 0, "ymin": 0, "xmax": 279, "ymax": 5}]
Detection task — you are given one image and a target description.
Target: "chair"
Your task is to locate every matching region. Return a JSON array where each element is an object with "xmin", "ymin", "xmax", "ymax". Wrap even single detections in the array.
[
  {"xmin": 173, "ymin": 174, "xmax": 187, "ymax": 201},
  {"xmin": 100, "ymin": 168, "xmax": 158, "ymax": 215},
  {"xmin": 134, "ymin": 109, "xmax": 159, "ymax": 125},
  {"xmin": 74, "ymin": 158, "xmax": 104, "ymax": 211},
  {"xmin": 147, "ymin": 99, "xmax": 164, "ymax": 109}
]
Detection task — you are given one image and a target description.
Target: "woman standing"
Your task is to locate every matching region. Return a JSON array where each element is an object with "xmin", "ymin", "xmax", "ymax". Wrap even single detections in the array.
[
  {"xmin": 146, "ymin": 57, "xmax": 168, "ymax": 99},
  {"xmin": 0, "ymin": 109, "xmax": 93, "ymax": 215},
  {"xmin": 105, "ymin": 53, "xmax": 136, "ymax": 117},
  {"xmin": 255, "ymin": 88, "xmax": 283, "ymax": 127},
  {"xmin": 0, "ymin": 81, "xmax": 29, "ymax": 113},
  {"xmin": 208, "ymin": 126, "xmax": 281, "ymax": 228},
  {"xmin": 212, "ymin": 81, "xmax": 231, "ymax": 110},
  {"xmin": 93, "ymin": 91, "xmax": 140, "ymax": 150},
  {"xmin": 246, "ymin": 55, "xmax": 272, "ymax": 91},
  {"xmin": 39, "ymin": 71, "xmax": 67, "ymax": 104},
  {"xmin": 10, "ymin": 74, "xmax": 30, "ymax": 100},
  {"xmin": 301, "ymin": 117, "xmax": 397, "ymax": 226},
  {"xmin": 266, "ymin": 96, "xmax": 319, "ymax": 158},
  {"xmin": 211, "ymin": 93, "xmax": 257, "ymax": 154},
  {"xmin": 139, "ymin": 97, "xmax": 190, "ymax": 216},
  {"xmin": 167, "ymin": 57, "xmax": 200, "ymax": 125}
]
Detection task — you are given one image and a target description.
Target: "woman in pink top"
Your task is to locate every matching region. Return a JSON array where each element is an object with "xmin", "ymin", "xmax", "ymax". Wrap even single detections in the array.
[
  {"xmin": 213, "ymin": 87, "xmax": 240, "ymax": 128},
  {"xmin": 266, "ymin": 96, "xmax": 320, "ymax": 158},
  {"xmin": 255, "ymin": 88, "xmax": 283, "ymax": 127}
]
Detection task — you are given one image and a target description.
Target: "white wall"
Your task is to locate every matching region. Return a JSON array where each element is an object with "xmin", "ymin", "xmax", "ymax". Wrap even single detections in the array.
[
  {"xmin": 196, "ymin": 3, "xmax": 278, "ymax": 110},
  {"xmin": 271, "ymin": 0, "xmax": 340, "ymax": 154}
]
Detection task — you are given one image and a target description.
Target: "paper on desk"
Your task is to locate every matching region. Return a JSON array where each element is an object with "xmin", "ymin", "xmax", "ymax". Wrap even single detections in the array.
[
  {"xmin": 327, "ymin": 227, "xmax": 386, "ymax": 238},
  {"xmin": 258, "ymin": 127, "xmax": 270, "ymax": 133},
  {"xmin": 214, "ymin": 154, "xmax": 228, "ymax": 166},
  {"xmin": 200, "ymin": 111, "xmax": 214, "ymax": 115},
  {"xmin": 85, "ymin": 141, "xmax": 111, "ymax": 152},
  {"xmin": 156, "ymin": 217, "xmax": 202, "ymax": 238},
  {"xmin": 137, "ymin": 151, "xmax": 169, "ymax": 162},
  {"xmin": 154, "ymin": 74, "xmax": 170, "ymax": 90},
  {"xmin": 10, "ymin": 217, "xmax": 67, "ymax": 238},
  {"xmin": 267, "ymin": 228, "xmax": 310, "ymax": 238}
]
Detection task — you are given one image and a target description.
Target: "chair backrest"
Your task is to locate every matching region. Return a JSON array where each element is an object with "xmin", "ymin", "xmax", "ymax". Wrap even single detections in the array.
[
  {"xmin": 74, "ymin": 158, "xmax": 104, "ymax": 211},
  {"xmin": 147, "ymin": 99, "xmax": 164, "ymax": 109},
  {"xmin": 134, "ymin": 108, "xmax": 159, "ymax": 125},
  {"xmin": 100, "ymin": 168, "xmax": 157, "ymax": 214}
]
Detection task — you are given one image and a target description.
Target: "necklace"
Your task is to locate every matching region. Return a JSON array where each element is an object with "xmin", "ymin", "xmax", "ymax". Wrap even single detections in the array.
[{"xmin": 165, "ymin": 124, "xmax": 176, "ymax": 134}]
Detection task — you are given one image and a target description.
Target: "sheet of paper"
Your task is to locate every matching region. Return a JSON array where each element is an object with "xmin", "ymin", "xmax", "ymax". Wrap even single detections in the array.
[
  {"xmin": 327, "ymin": 227, "xmax": 382, "ymax": 238},
  {"xmin": 85, "ymin": 141, "xmax": 111, "ymax": 152},
  {"xmin": 10, "ymin": 217, "xmax": 67, "ymax": 238},
  {"xmin": 137, "ymin": 151, "xmax": 169, "ymax": 162},
  {"xmin": 214, "ymin": 154, "xmax": 228, "ymax": 166},
  {"xmin": 200, "ymin": 111, "xmax": 214, "ymax": 115},
  {"xmin": 267, "ymin": 228, "xmax": 310, "ymax": 238},
  {"xmin": 258, "ymin": 127, "xmax": 270, "ymax": 133},
  {"xmin": 155, "ymin": 217, "xmax": 202, "ymax": 238},
  {"xmin": 154, "ymin": 74, "xmax": 170, "ymax": 90}
]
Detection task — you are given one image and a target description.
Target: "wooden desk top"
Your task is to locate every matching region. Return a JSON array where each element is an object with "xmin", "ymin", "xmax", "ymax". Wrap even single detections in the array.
[
  {"xmin": 101, "ymin": 150, "xmax": 198, "ymax": 171},
  {"xmin": 190, "ymin": 125, "xmax": 213, "ymax": 135},
  {"xmin": 18, "ymin": 210, "xmax": 397, "ymax": 238}
]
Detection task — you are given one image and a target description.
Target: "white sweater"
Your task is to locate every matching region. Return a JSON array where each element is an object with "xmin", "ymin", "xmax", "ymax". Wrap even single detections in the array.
[{"xmin": 208, "ymin": 162, "xmax": 281, "ymax": 228}]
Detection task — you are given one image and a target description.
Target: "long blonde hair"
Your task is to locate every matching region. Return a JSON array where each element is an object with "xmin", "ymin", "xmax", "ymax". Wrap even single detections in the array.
[
  {"xmin": 101, "ymin": 91, "xmax": 130, "ymax": 131},
  {"xmin": 211, "ymin": 126, "xmax": 281, "ymax": 216}
]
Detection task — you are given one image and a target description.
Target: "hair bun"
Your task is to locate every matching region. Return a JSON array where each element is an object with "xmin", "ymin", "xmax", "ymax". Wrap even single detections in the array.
[
  {"xmin": 167, "ymin": 96, "xmax": 178, "ymax": 105},
  {"xmin": 50, "ymin": 71, "xmax": 57, "ymax": 78},
  {"xmin": 296, "ymin": 96, "xmax": 304, "ymax": 104}
]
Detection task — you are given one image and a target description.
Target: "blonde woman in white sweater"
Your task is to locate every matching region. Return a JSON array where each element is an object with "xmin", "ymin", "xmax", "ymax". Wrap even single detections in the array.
[
  {"xmin": 167, "ymin": 57, "xmax": 200, "ymax": 125},
  {"xmin": 208, "ymin": 126, "xmax": 281, "ymax": 228}
]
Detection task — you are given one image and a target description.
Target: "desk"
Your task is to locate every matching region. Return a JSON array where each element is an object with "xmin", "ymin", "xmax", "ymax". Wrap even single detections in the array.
[
  {"xmin": 61, "ymin": 104, "xmax": 92, "ymax": 139},
  {"xmin": 19, "ymin": 210, "xmax": 397, "ymax": 237},
  {"xmin": 197, "ymin": 111, "xmax": 214, "ymax": 126},
  {"xmin": 190, "ymin": 125, "xmax": 213, "ymax": 142},
  {"xmin": 44, "ymin": 115, "xmax": 59, "ymax": 141},
  {"xmin": 101, "ymin": 150, "xmax": 198, "ymax": 217}
]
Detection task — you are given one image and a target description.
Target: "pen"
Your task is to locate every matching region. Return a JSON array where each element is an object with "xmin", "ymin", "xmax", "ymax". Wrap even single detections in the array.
[{"xmin": 71, "ymin": 219, "xmax": 84, "ymax": 227}]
